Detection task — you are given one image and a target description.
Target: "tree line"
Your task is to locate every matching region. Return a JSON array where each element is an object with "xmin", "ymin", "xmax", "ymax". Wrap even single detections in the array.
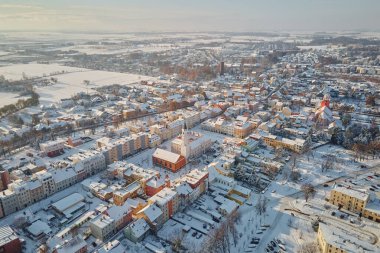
[{"xmin": 0, "ymin": 91, "xmax": 40, "ymax": 118}]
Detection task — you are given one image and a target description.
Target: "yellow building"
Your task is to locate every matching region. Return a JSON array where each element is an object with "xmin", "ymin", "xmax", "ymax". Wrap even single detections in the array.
[
  {"xmin": 329, "ymin": 186, "xmax": 380, "ymax": 223},
  {"xmin": 317, "ymin": 223, "xmax": 379, "ymax": 253},
  {"xmin": 329, "ymin": 187, "xmax": 368, "ymax": 213}
]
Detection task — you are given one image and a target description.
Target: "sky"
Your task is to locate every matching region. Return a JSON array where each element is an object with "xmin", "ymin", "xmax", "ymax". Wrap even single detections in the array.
[{"xmin": 0, "ymin": 0, "xmax": 379, "ymax": 33}]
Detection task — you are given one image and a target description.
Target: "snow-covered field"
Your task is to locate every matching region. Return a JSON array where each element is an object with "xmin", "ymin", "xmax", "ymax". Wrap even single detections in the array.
[
  {"xmin": 0, "ymin": 92, "xmax": 29, "ymax": 107},
  {"xmin": 0, "ymin": 63, "xmax": 168, "ymax": 105},
  {"xmin": 0, "ymin": 63, "xmax": 85, "ymax": 81},
  {"xmin": 58, "ymin": 43, "xmax": 178, "ymax": 54},
  {"xmin": 36, "ymin": 70, "xmax": 161, "ymax": 105}
]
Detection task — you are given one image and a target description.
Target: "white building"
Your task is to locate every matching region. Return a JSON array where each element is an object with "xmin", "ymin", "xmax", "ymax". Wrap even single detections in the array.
[{"xmin": 171, "ymin": 130, "xmax": 212, "ymax": 160}]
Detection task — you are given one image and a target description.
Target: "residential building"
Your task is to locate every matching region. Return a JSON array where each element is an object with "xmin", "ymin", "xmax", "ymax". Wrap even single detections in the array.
[{"xmin": 90, "ymin": 215, "xmax": 116, "ymax": 241}]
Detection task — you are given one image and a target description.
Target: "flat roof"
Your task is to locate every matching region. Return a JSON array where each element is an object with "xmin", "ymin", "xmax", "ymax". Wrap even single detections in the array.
[{"xmin": 52, "ymin": 193, "xmax": 85, "ymax": 213}]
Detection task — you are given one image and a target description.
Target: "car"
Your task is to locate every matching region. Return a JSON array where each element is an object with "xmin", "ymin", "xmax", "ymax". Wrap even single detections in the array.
[
  {"xmin": 279, "ymin": 244, "xmax": 286, "ymax": 251},
  {"xmin": 271, "ymin": 190, "xmax": 276, "ymax": 193},
  {"xmin": 323, "ymin": 184, "xmax": 329, "ymax": 187},
  {"xmin": 203, "ymin": 224, "xmax": 207, "ymax": 229},
  {"xmin": 192, "ymin": 231, "xmax": 197, "ymax": 237},
  {"xmin": 268, "ymin": 245, "xmax": 274, "ymax": 251},
  {"xmin": 266, "ymin": 248, "xmax": 271, "ymax": 253},
  {"xmin": 257, "ymin": 231, "xmax": 263, "ymax": 234},
  {"xmin": 196, "ymin": 233, "xmax": 202, "ymax": 239},
  {"xmin": 271, "ymin": 241, "xmax": 277, "ymax": 247}
]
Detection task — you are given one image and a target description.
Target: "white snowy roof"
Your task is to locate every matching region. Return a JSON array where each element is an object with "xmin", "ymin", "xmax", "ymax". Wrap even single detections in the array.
[
  {"xmin": 52, "ymin": 193, "xmax": 85, "ymax": 213},
  {"xmin": 319, "ymin": 223, "xmax": 379, "ymax": 253},
  {"xmin": 27, "ymin": 220, "xmax": 51, "ymax": 236},
  {"xmin": 333, "ymin": 186, "xmax": 369, "ymax": 201},
  {"xmin": 127, "ymin": 218, "xmax": 149, "ymax": 238},
  {"xmin": 138, "ymin": 204, "xmax": 162, "ymax": 222},
  {"xmin": 149, "ymin": 187, "xmax": 177, "ymax": 206}
]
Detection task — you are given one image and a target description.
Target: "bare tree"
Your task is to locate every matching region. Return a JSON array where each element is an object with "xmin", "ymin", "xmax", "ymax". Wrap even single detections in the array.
[
  {"xmin": 321, "ymin": 155, "xmax": 336, "ymax": 172},
  {"xmin": 301, "ymin": 183, "xmax": 316, "ymax": 202},
  {"xmin": 297, "ymin": 242, "xmax": 319, "ymax": 253},
  {"xmin": 255, "ymin": 195, "xmax": 269, "ymax": 215},
  {"xmin": 171, "ymin": 229, "xmax": 185, "ymax": 253},
  {"xmin": 290, "ymin": 170, "xmax": 301, "ymax": 182},
  {"xmin": 290, "ymin": 154, "xmax": 298, "ymax": 171}
]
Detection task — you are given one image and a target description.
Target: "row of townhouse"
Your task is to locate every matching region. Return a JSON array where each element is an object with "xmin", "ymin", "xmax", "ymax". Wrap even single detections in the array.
[
  {"xmin": 0, "ymin": 151, "xmax": 106, "ymax": 218},
  {"xmin": 97, "ymin": 133, "xmax": 149, "ymax": 165},
  {"xmin": 201, "ymin": 117, "xmax": 254, "ymax": 138}
]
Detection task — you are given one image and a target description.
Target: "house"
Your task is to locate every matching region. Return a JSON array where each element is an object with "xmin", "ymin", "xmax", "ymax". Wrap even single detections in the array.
[
  {"xmin": 135, "ymin": 204, "xmax": 164, "ymax": 231},
  {"xmin": 149, "ymin": 187, "xmax": 179, "ymax": 223},
  {"xmin": 90, "ymin": 215, "xmax": 116, "ymax": 241},
  {"xmin": 124, "ymin": 218, "xmax": 150, "ymax": 243},
  {"xmin": 104, "ymin": 202, "xmax": 133, "ymax": 231}
]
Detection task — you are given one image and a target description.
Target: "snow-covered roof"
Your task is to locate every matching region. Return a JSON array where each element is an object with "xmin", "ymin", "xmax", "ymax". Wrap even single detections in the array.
[
  {"xmin": 319, "ymin": 223, "xmax": 379, "ymax": 253},
  {"xmin": 127, "ymin": 218, "xmax": 149, "ymax": 238},
  {"xmin": 27, "ymin": 220, "xmax": 51, "ymax": 236},
  {"xmin": 52, "ymin": 193, "xmax": 85, "ymax": 213},
  {"xmin": 332, "ymin": 186, "xmax": 369, "ymax": 202},
  {"xmin": 138, "ymin": 204, "xmax": 162, "ymax": 222}
]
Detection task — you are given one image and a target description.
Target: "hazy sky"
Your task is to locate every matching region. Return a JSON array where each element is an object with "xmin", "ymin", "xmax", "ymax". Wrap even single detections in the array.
[{"xmin": 0, "ymin": 0, "xmax": 379, "ymax": 32}]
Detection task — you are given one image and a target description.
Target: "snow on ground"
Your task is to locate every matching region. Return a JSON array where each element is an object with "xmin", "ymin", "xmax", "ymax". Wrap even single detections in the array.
[
  {"xmin": 0, "ymin": 63, "xmax": 85, "ymax": 81},
  {"xmin": 0, "ymin": 92, "xmax": 29, "ymax": 107},
  {"xmin": 232, "ymin": 144, "xmax": 379, "ymax": 253},
  {"xmin": 0, "ymin": 51, "xmax": 11, "ymax": 56},
  {"xmin": 58, "ymin": 43, "xmax": 178, "ymax": 54},
  {"xmin": 36, "ymin": 69, "xmax": 165, "ymax": 105}
]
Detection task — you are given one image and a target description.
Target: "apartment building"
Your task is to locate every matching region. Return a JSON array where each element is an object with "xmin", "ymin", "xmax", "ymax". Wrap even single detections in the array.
[
  {"xmin": 0, "ymin": 190, "xmax": 19, "ymax": 217},
  {"xmin": 39, "ymin": 139, "xmax": 66, "ymax": 157},
  {"xmin": 90, "ymin": 215, "xmax": 116, "ymax": 241},
  {"xmin": 329, "ymin": 187, "xmax": 368, "ymax": 213},
  {"xmin": 317, "ymin": 223, "xmax": 379, "ymax": 253},
  {"xmin": 261, "ymin": 133, "xmax": 308, "ymax": 153},
  {"xmin": 70, "ymin": 151, "xmax": 106, "ymax": 177},
  {"xmin": 35, "ymin": 170, "xmax": 56, "ymax": 197},
  {"xmin": 329, "ymin": 186, "xmax": 380, "ymax": 222},
  {"xmin": 181, "ymin": 110, "xmax": 201, "ymax": 128},
  {"xmin": 149, "ymin": 187, "xmax": 179, "ymax": 223}
]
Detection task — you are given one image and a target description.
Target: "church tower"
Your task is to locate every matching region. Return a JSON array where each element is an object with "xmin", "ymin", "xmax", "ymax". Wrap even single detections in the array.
[{"xmin": 180, "ymin": 128, "xmax": 191, "ymax": 159}]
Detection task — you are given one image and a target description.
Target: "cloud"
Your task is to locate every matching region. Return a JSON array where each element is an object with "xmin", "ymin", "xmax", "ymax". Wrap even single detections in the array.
[{"xmin": 0, "ymin": 4, "xmax": 44, "ymax": 10}]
